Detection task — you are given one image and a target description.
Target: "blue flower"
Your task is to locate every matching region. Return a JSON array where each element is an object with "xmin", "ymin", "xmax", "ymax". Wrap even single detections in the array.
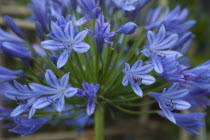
[
  {"xmin": 0, "ymin": 66, "xmax": 22, "ymax": 83},
  {"xmin": 122, "ymin": 60, "xmax": 155, "ymax": 97},
  {"xmin": 142, "ymin": 25, "xmax": 182, "ymax": 73},
  {"xmin": 160, "ymin": 112, "xmax": 206, "ymax": 135},
  {"xmin": 86, "ymin": 13, "xmax": 116, "ymax": 54},
  {"xmin": 76, "ymin": 0, "xmax": 101, "ymax": 26},
  {"xmin": 9, "ymin": 116, "xmax": 51, "ymax": 136},
  {"xmin": 41, "ymin": 17, "xmax": 90, "ymax": 68},
  {"xmin": 150, "ymin": 83, "xmax": 191, "ymax": 123},
  {"xmin": 76, "ymin": 82, "xmax": 100, "ymax": 116},
  {"xmin": 5, "ymin": 80, "xmax": 41, "ymax": 117},
  {"xmin": 112, "ymin": 0, "xmax": 138, "ymax": 11},
  {"xmin": 30, "ymin": 69, "xmax": 77, "ymax": 117},
  {"xmin": 145, "ymin": 6, "xmax": 196, "ymax": 35}
]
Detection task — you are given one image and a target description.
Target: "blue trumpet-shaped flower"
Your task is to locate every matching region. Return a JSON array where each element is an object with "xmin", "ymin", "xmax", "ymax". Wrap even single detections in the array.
[
  {"xmin": 150, "ymin": 83, "xmax": 191, "ymax": 123},
  {"xmin": 86, "ymin": 13, "xmax": 116, "ymax": 54},
  {"xmin": 41, "ymin": 17, "xmax": 90, "ymax": 68},
  {"xmin": 76, "ymin": 82, "xmax": 100, "ymax": 116},
  {"xmin": 122, "ymin": 60, "xmax": 155, "ymax": 97},
  {"xmin": 76, "ymin": 0, "xmax": 101, "ymax": 26},
  {"xmin": 112, "ymin": 0, "xmax": 138, "ymax": 11},
  {"xmin": 9, "ymin": 116, "xmax": 51, "ymax": 136},
  {"xmin": 30, "ymin": 69, "xmax": 77, "ymax": 117},
  {"xmin": 160, "ymin": 112, "xmax": 206, "ymax": 135},
  {"xmin": 0, "ymin": 66, "xmax": 22, "ymax": 83},
  {"xmin": 142, "ymin": 25, "xmax": 182, "ymax": 73}
]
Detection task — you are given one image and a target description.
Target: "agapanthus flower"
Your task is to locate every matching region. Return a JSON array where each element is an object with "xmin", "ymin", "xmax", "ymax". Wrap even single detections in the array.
[
  {"xmin": 9, "ymin": 116, "xmax": 51, "ymax": 136},
  {"xmin": 76, "ymin": 82, "xmax": 100, "ymax": 116},
  {"xmin": 112, "ymin": 0, "xmax": 138, "ymax": 11},
  {"xmin": 142, "ymin": 25, "xmax": 182, "ymax": 73},
  {"xmin": 30, "ymin": 69, "xmax": 77, "ymax": 117},
  {"xmin": 0, "ymin": 66, "xmax": 22, "ymax": 83},
  {"xmin": 41, "ymin": 17, "xmax": 90, "ymax": 68},
  {"xmin": 122, "ymin": 60, "xmax": 155, "ymax": 97},
  {"xmin": 86, "ymin": 13, "xmax": 116, "ymax": 54},
  {"xmin": 145, "ymin": 6, "xmax": 196, "ymax": 35},
  {"xmin": 150, "ymin": 83, "xmax": 191, "ymax": 123},
  {"xmin": 160, "ymin": 112, "xmax": 206, "ymax": 135},
  {"xmin": 5, "ymin": 80, "xmax": 41, "ymax": 117},
  {"xmin": 76, "ymin": 0, "xmax": 101, "ymax": 26}
]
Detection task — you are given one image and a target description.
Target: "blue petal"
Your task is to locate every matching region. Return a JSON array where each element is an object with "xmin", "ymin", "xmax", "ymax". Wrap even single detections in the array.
[
  {"xmin": 86, "ymin": 98, "xmax": 95, "ymax": 116},
  {"xmin": 151, "ymin": 54, "xmax": 163, "ymax": 73},
  {"xmin": 131, "ymin": 60, "xmax": 142, "ymax": 70},
  {"xmin": 159, "ymin": 102, "xmax": 176, "ymax": 123},
  {"xmin": 57, "ymin": 95, "xmax": 65, "ymax": 112},
  {"xmin": 157, "ymin": 50, "xmax": 183, "ymax": 58},
  {"xmin": 73, "ymin": 42, "xmax": 90, "ymax": 53},
  {"xmin": 65, "ymin": 87, "xmax": 77, "ymax": 98},
  {"xmin": 4, "ymin": 15, "xmax": 25, "ymax": 38},
  {"xmin": 140, "ymin": 75, "xmax": 156, "ymax": 85},
  {"xmin": 10, "ymin": 105, "xmax": 26, "ymax": 117},
  {"xmin": 32, "ymin": 97, "xmax": 52, "ymax": 109},
  {"xmin": 60, "ymin": 72, "xmax": 70, "ymax": 87},
  {"xmin": 138, "ymin": 64, "xmax": 154, "ymax": 74},
  {"xmin": 117, "ymin": 22, "xmax": 137, "ymax": 34},
  {"xmin": 51, "ymin": 22, "xmax": 67, "ymax": 41},
  {"xmin": 64, "ymin": 21, "xmax": 74, "ymax": 40},
  {"xmin": 147, "ymin": 31, "xmax": 156, "ymax": 45},
  {"xmin": 29, "ymin": 83, "xmax": 56, "ymax": 95},
  {"xmin": 173, "ymin": 100, "xmax": 191, "ymax": 110},
  {"xmin": 74, "ymin": 30, "xmax": 88, "ymax": 43},
  {"xmin": 28, "ymin": 108, "xmax": 36, "ymax": 118},
  {"xmin": 75, "ymin": 16, "xmax": 90, "ymax": 26},
  {"xmin": 41, "ymin": 40, "xmax": 64, "ymax": 50},
  {"xmin": 131, "ymin": 85, "xmax": 143, "ymax": 97},
  {"xmin": 155, "ymin": 34, "xmax": 178, "ymax": 50},
  {"xmin": 122, "ymin": 75, "xmax": 128, "ymax": 86},
  {"xmin": 57, "ymin": 50, "xmax": 69, "ymax": 68},
  {"xmin": 45, "ymin": 69, "xmax": 60, "ymax": 88}
]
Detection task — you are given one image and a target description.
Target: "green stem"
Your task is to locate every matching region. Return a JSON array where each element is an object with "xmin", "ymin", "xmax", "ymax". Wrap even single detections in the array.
[{"xmin": 94, "ymin": 104, "xmax": 105, "ymax": 140}]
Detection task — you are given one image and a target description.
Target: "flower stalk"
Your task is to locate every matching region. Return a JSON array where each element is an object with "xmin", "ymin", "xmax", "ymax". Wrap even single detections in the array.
[{"xmin": 94, "ymin": 104, "xmax": 105, "ymax": 140}]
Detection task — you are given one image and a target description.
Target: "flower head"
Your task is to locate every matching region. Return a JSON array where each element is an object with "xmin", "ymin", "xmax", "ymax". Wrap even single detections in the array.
[{"xmin": 122, "ymin": 60, "xmax": 155, "ymax": 97}]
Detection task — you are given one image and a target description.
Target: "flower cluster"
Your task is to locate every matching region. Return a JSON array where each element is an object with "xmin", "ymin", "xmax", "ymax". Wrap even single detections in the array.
[{"xmin": 0, "ymin": 0, "xmax": 209, "ymax": 137}]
